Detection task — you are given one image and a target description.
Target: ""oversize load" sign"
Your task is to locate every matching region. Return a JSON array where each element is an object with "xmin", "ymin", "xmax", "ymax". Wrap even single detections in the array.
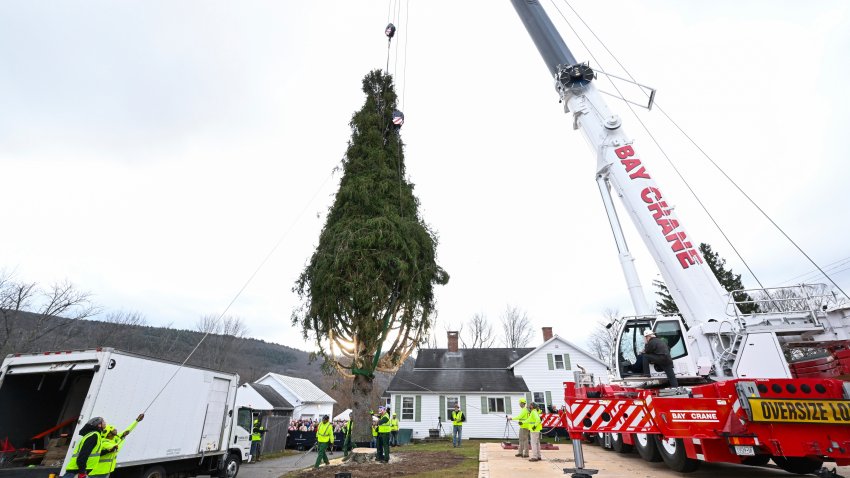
[{"xmin": 749, "ymin": 398, "xmax": 850, "ymax": 424}]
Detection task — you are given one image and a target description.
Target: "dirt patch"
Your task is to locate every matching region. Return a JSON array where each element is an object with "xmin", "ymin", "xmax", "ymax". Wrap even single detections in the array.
[{"xmin": 289, "ymin": 451, "xmax": 465, "ymax": 477}]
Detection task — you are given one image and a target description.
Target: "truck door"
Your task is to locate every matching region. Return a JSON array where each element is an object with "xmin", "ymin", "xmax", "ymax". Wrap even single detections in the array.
[{"xmin": 199, "ymin": 377, "xmax": 231, "ymax": 452}]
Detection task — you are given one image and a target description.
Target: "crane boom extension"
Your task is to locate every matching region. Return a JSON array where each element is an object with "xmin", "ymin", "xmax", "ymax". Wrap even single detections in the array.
[{"xmin": 509, "ymin": 0, "xmax": 731, "ymax": 327}]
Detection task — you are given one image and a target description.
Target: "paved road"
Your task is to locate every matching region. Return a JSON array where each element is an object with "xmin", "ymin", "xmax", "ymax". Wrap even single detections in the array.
[{"xmin": 238, "ymin": 450, "xmax": 343, "ymax": 478}]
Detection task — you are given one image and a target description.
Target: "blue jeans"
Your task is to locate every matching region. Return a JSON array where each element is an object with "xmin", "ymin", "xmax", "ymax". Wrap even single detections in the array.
[{"xmin": 452, "ymin": 425, "xmax": 462, "ymax": 447}]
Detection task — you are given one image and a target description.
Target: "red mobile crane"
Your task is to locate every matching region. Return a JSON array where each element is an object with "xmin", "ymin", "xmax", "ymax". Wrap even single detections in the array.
[{"xmin": 509, "ymin": 1, "xmax": 850, "ymax": 476}]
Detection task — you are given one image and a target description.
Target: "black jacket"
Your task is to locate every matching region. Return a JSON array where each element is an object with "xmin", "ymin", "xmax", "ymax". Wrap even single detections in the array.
[
  {"xmin": 71, "ymin": 423, "xmax": 101, "ymax": 472},
  {"xmin": 643, "ymin": 337, "xmax": 673, "ymax": 366}
]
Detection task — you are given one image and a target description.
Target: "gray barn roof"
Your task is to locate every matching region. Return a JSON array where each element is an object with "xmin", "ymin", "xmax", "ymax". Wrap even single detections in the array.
[{"xmin": 249, "ymin": 383, "xmax": 294, "ymax": 410}]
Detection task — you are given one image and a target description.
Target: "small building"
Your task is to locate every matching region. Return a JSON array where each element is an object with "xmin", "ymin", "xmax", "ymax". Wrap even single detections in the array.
[
  {"xmin": 255, "ymin": 372, "xmax": 336, "ymax": 420},
  {"xmin": 386, "ymin": 327, "xmax": 608, "ymax": 439},
  {"xmin": 235, "ymin": 383, "xmax": 294, "ymax": 455}
]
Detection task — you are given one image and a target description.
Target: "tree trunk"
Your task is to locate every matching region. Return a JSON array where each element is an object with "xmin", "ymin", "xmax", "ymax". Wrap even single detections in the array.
[{"xmin": 352, "ymin": 373, "xmax": 375, "ymax": 443}]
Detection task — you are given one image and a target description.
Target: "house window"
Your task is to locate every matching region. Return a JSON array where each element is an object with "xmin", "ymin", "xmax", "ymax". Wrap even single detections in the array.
[
  {"xmin": 401, "ymin": 396, "xmax": 415, "ymax": 420},
  {"xmin": 554, "ymin": 354, "xmax": 565, "ymax": 369},
  {"xmin": 487, "ymin": 397, "xmax": 505, "ymax": 413},
  {"xmin": 533, "ymin": 392, "xmax": 546, "ymax": 407},
  {"xmin": 446, "ymin": 396, "xmax": 460, "ymax": 419}
]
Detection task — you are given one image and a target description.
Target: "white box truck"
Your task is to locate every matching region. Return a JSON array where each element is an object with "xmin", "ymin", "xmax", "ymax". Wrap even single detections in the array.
[{"xmin": 0, "ymin": 348, "xmax": 252, "ymax": 478}]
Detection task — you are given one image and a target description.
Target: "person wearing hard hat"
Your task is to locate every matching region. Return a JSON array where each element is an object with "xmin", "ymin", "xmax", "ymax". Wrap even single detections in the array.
[
  {"xmin": 508, "ymin": 397, "xmax": 530, "ymax": 458},
  {"xmin": 64, "ymin": 417, "xmax": 106, "ymax": 478},
  {"xmin": 390, "ymin": 412, "xmax": 400, "ymax": 446},
  {"xmin": 314, "ymin": 415, "xmax": 334, "ymax": 469},
  {"xmin": 526, "ymin": 402, "xmax": 543, "ymax": 462},
  {"xmin": 631, "ymin": 329, "xmax": 678, "ymax": 387},
  {"xmin": 91, "ymin": 414, "xmax": 144, "ymax": 476},
  {"xmin": 251, "ymin": 416, "xmax": 267, "ymax": 462},
  {"xmin": 376, "ymin": 406, "xmax": 392, "ymax": 462}
]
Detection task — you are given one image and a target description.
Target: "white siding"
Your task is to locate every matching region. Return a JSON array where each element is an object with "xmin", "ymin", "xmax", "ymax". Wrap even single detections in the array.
[
  {"xmin": 389, "ymin": 393, "xmax": 527, "ymax": 439},
  {"xmin": 513, "ymin": 338, "xmax": 609, "ymax": 409}
]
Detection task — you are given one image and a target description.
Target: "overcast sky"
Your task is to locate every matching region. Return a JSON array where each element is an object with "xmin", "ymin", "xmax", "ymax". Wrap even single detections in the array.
[{"xmin": 2, "ymin": 0, "xmax": 849, "ymax": 353}]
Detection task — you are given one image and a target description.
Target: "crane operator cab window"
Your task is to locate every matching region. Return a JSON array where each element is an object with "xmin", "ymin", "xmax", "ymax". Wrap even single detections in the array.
[
  {"xmin": 617, "ymin": 321, "xmax": 652, "ymax": 377},
  {"xmin": 653, "ymin": 320, "xmax": 688, "ymax": 360}
]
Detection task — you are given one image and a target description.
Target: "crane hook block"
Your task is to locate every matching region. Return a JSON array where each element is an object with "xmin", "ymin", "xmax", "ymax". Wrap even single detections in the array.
[
  {"xmin": 392, "ymin": 110, "xmax": 404, "ymax": 129},
  {"xmin": 385, "ymin": 23, "xmax": 396, "ymax": 39}
]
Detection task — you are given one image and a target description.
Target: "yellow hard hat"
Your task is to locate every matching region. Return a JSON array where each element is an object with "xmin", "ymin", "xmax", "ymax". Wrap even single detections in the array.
[{"xmin": 519, "ymin": 398, "xmax": 526, "ymax": 403}]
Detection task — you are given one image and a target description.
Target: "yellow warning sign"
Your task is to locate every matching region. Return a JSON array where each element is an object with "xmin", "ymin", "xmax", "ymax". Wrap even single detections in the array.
[{"xmin": 749, "ymin": 398, "xmax": 850, "ymax": 424}]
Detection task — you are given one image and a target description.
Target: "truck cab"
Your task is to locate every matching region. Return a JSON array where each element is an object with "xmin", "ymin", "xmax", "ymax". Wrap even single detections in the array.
[{"xmin": 614, "ymin": 315, "xmax": 695, "ymax": 384}]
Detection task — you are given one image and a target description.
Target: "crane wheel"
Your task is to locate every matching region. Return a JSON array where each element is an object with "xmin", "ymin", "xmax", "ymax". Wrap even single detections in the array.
[
  {"xmin": 653, "ymin": 436, "xmax": 699, "ymax": 473},
  {"xmin": 634, "ymin": 433, "xmax": 662, "ymax": 462},
  {"xmin": 771, "ymin": 456, "xmax": 824, "ymax": 475},
  {"xmin": 611, "ymin": 433, "xmax": 633, "ymax": 454}
]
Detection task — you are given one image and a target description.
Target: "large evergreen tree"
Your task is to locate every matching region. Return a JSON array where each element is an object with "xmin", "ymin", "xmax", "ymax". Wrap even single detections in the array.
[
  {"xmin": 292, "ymin": 70, "xmax": 448, "ymax": 442},
  {"xmin": 654, "ymin": 243, "xmax": 758, "ymax": 315}
]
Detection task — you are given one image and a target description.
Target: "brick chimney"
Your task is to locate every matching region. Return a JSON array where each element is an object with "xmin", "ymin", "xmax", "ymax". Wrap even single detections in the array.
[
  {"xmin": 542, "ymin": 327, "xmax": 553, "ymax": 342},
  {"xmin": 447, "ymin": 331, "xmax": 459, "ymax": 352}
]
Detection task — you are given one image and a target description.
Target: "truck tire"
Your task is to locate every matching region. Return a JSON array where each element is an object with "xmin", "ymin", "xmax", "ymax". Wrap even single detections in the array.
[
  {"xmin": 654, "ymin": 436, "xmax": 699, "ymax": 473},
  {"xmin": 772, "ymin": 456, "xmax": 823, "ymax": 475},
  {"xmin": 141, "ymin": 465, "xmax": 166, "ymax": 478},
  {"xmin": 611, "ymin": 433, "xmax": 633, "ymax": 454},
  {"xmin": 220, "ymin": 453, "xmax": 240, "ymax": 478},
  {"xmin": 634, "ymin": 433, "xmax": 662, "ymax": 462}
]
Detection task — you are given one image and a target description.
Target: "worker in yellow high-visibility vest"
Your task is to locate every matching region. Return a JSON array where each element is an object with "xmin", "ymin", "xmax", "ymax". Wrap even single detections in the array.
[
  {"xmin": 376, "ymin": 407, "xmax": 392, "ymax": 462},
  {"xmin": 509, "ymin": 397, "xmax": 530, "ymax": 458},
  {"xmin": 451, "ymin": 404, "xmax": 465, "ymax": 448},
  {"xmin": 64, "ymin": 417, "xmax": 106, "ymax": 478},
  {"xmin": 90, "ymin": 414, "xmax": 144, "ymax": 476},
  {"xmin": 314, "ymin": 415, "xmax": 334, "ymax": 469},
  {"xmin": 390, "ymin": 412, "xmax": 400, "ymax": 446},
  {"xmin": 526, "ymin": 402, "xmax": 543, "ymax": 462}
]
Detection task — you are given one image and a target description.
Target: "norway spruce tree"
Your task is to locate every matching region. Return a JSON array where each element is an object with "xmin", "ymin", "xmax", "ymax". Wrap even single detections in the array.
[
  {"xmin": 654, "ymin": 243, "xmax": 757, "ymax": 315},
  {"xmin": 293, "ymin": 70, "xmax": 448, "ymax": 442}
]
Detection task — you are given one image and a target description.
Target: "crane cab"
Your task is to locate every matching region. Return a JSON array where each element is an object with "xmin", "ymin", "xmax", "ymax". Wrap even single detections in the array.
[{"xmin": 613, "ymin": 315, "xmax": 694, "ymax": 385}]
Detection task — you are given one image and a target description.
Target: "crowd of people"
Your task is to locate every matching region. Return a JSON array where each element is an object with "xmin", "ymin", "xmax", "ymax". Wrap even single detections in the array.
[{"xmin": 287, "ymin": 417, "xmax": 348, "ymax": 432}]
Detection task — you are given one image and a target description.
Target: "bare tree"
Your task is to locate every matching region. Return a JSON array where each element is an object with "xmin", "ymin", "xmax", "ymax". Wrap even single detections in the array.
[
  {"xmin": 461, "ymin": 313, "xmax": 496, "ymax": 348},
  {"xmin": 500, "ymin": 305, "xmax": 534, "ymax": 348},
  {"xmin": 195, "ymin": 315, "xmax": 250, "ymax": 370},
  {"xmin": 92, "ymin": 310, "xmax": 148, "ymax": 348},
  {"xmin": 0, "ymin": 274, "xmax": 97, "ymax": 354},
  {"xmin": 588, "ymin": 308, "xmax": 620, "ymax": 365}
]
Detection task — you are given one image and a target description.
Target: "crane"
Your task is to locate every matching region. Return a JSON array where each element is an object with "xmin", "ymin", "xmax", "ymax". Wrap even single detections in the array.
[{"xmin": 510, "ymin": 0, "xmax": 850, "ymax": 475}]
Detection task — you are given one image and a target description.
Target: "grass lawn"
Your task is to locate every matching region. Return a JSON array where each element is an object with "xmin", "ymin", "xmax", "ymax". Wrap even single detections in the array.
[{"xmin": 401, "ymin": 439, "xmax": 498, "ymax": 478}]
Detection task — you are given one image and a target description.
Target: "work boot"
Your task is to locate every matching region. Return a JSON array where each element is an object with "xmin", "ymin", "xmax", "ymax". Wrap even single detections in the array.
[
  {"xmin": 514, "ymin": 453, "xmax": 523, "ymax": 457},
  {"xmin": 529, "ymin": 458, "xmax": 541, "ymax": 462}
]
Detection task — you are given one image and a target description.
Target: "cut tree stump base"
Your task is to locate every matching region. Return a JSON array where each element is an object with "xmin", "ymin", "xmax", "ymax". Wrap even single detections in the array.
[{"xmin": 345, "ymin": 448, "xmax": 399, "ymax": 464}]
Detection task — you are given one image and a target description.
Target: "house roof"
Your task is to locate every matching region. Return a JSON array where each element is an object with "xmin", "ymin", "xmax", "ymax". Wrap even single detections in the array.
[
  {"xmin": 248, "ymin": 383, "xmax": 294, "ymax": 410},
  {"xmin": 508, "ymin": 335, "xmax": 609, "ymax": 369},
  {"xmin": 259, "ymin": 373, "xmax": 337, "ymax": 404},
  {"xmin": 414, "ymin": 348, "xmax": 535, "ymax": 369},
  {"xmin": 386, "ymin": 369, "xmax": 530, "ymax": 393}
]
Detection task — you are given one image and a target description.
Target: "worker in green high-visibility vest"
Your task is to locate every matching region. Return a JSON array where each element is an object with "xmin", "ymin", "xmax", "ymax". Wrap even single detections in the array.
[
  {"xmin": 451, "ymin": 404, "xmax": 466, "ymax": 448},
  {"xmin": 376, "ymin": 406, "xmax": 392, "ymax": 462},
  {"xmin": 509, "ymin": 397, "xmax": 530, "ymax": 458},
  {"xmin": 64, "ymin": 417, "xmax": 106, "ymax": 478}
]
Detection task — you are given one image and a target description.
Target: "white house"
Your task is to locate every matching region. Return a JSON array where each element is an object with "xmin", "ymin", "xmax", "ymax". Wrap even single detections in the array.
[
  {"xmin": 255, "ymin": 373, "xmax": 336, "ymax": 420},
  {"xmin": 511, "ymin": 327, "xmax": 610, "ymax": 410},
  {"xmin": 385, "ymin": 328, "xmax": 609, "ymax": 440}
]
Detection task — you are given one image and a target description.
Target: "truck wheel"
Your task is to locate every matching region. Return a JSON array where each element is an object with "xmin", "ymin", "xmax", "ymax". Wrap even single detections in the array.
[
  {"xmin": 772, "ymin": 456, "xmax": 823, "ymax": 475},
  {"xmin": 634, "ymin": 433, "xmax": 662, "ymax": 462},
  {"xmin": 141, "ymin": 465, "xmax": 166, "ymax": 478},
  {"xmin": 741, "ymin": 455, "xmax": 770, "ymax": 466},
  {"xmin": 654, "ymin": 436, "xmax": 699, "ymax": 473},
  {"xmin": 220, "ymin": 453, "xmax": 240, "ymax": 478},
  {"xmin": 611, "ymin": 433, "xmax": 633, "ymax": 454}
]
